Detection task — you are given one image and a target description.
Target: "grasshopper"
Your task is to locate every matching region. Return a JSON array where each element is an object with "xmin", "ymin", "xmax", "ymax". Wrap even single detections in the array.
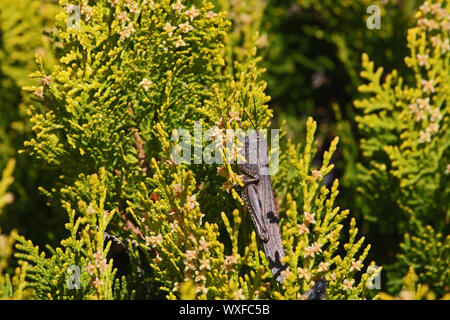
[
  {"xmin": 237, "ymin": 105, "xmax": 286, "ymax": 283},
  {"xmin": 301, "ymin": 277, "xmax": 327, "ymax": 300}
]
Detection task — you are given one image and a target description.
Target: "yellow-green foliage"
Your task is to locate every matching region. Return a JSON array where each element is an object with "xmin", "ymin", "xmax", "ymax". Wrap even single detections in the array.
[
  {"xmin": 355, "ymin": 0, "xmax": 449, "ymax": 296},
  {"xmin": 23, "ymin": 0, "xmax": 229, "ymax": 173},
  {"xmin": 270, "ymin": 119, "xmax": 377, "ymax": 300},
  {"xmin": 15, "ymin": 0, "xmax": 378, "ymax": 300},
  {"xmin": 215, "ymin": 0, "xmax": 267, "ymax": 78},
  {"xmin": 14, "ymin": 168, "xmax": 131, "ymax": 300},
  {"xmin": 0, "ymin": 0, "xmax": 56, "ymax": 83},
  {"xmin": 356, "ymin": 0, "xmax": 449, "ymax": 223},
  {"xmin": 0, "ymin": 160, "xmax": 15, "ymax": 215},
  {"xmin": 127, "ymin": 117, "xmax": 377, "ymax": 299},
  {"xmin": 379, "ymin": 266, "xmax": 450, "ymax": 300},
  {"xmin": 394, "ymin": 224, "xmax": 449, "ymax": 292},
  {"xmin": 0, "ymin": 0, "xmax": 61, "ymax": 247},
  {"xmin": 0, "ymin": 226, "xmax": 30, "ymax": 300},
  {"xmin": 0, "ymin": 160, "xmax": 31, "ymax": 299},
  {"xmin": 0, "ymin": 0, "xmax": 57, "ymax": 164}
]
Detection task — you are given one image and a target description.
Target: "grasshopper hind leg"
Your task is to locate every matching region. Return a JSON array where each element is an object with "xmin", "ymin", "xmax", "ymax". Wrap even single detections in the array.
[{"xmin": 244, "ymin": 185, "xmax": 269, "ymax": 242}]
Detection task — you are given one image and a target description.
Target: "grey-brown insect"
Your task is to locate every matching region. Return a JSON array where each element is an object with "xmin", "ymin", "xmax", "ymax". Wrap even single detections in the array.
[
  {"xmin": 238, "ymin": 129, "xmax": 286, "ymax": 283},
  {"xmin": 304, "ymin": 277, "xmax": 327, "ymax": 300}
]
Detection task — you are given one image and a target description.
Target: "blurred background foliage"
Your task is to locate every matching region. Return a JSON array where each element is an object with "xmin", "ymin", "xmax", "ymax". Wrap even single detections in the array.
[
  {"xmin": 0, "ymin": 0, "xmax": 65, "ymax": 250},
  {"xmin": 0, "ymin": 0, "xmax": 448, "ymax": 299}
]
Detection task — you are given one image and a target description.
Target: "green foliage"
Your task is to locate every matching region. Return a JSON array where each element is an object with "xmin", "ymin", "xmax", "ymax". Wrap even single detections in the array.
[
  {"xmin": 15, "ymin": 168, "xmax": 132, "ymax": 299},
  {"xmin": 260, "ymin": 0, "xmax": 417, "ymax": 139},
  {"xmin": 13, "ymin": 0, "xmax": 377, "ymax": 299},
  {"xmin": 23, "ymin": 0, "xmax": 229, "ymax": 190},
  {"xmin": 391, "ymin": 224, "xmax": 449, "ymax": 295},
  {"xmin": 269, "ymin": 118, "xmax": 377, "ymax": 300},
  {"xmin": 0, "ymin": 0, "xmax": 61, "ymax": 247},
  {"xmin": 126, "ymin": 117, "xmax": 377, "ymax": 299},
  {"xmin": 1, "ymin": 0, "xmax": 445, "ymax": 301},
  {"xmin": 0, "ymin": 0, "xmax": 56, "ymax": 166},
  {"xmin": 0, "ymin": 160, "xmax": 15, "ymax": 215},
  {"xmin": 214, "ymin": 0, "xmax": 267, "ymax": 79},
  {"xmin": 0, "ymin": 160, "xmax": 31, "ymax": 299},
  {"xmin": 355, "ymin": 0, "xmax": 449, "ymax": 296},
  {"xmin": 379, "ymin": 266, "xmax": 450, "ymax": 300}
]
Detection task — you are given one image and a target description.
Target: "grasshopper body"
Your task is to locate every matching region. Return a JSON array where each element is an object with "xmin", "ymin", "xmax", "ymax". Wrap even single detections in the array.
[{"xmin": 238, "ymin": 130, "xmax": 286, "ymax": 283}]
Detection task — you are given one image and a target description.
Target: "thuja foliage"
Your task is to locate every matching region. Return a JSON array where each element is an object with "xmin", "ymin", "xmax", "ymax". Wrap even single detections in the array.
[
  {"xmin": 127, "ymin": 117, "xmax": 377, "ymax": 299},
  {"xmin": 380, "ymin": 266, "xmax": 450, "ymax": 300},
  {"xmin": 0, "ymin": 160, "xmax": 31, "ymax": 299},
  {"xmin": 214, "ymin": 0, "xmax": 266, "ymax": 77},
  {"xmin": 258, "ymin": 0, "xmax": 417, "ymax": 137},
  {"xmin": 14, "ymin": 0, "xmax": 378, "ymax": 299},
  {"xmin": 355, "ymin": 0, "xmax": 449, "ymax": 296},
  {"xmin": 15, "ymin": 168, "xmax": 132, "ymax": 299},
  {"xmin": 0, "ymin": 0, "xmax": 57, "ymax": 174},
  {"xmin": 0, "ymin": 0, "xmax": 62, "ymax": 247}
]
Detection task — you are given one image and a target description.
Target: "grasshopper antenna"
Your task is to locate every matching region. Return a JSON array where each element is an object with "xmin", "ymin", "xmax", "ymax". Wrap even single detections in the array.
[
  {"xmin": 241, "ymin": 95, "xmax": 257, "ymax": 130},
  {"xmin": 252, "ymin": 95, "xmax": 258, "ymax": 131}
]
